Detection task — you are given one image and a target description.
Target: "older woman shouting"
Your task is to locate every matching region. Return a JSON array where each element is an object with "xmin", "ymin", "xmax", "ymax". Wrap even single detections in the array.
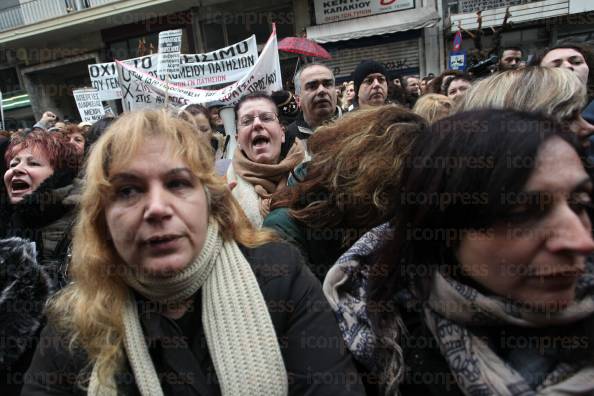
[
  {"xmin": 23, "ymin": 109, "xmax": 364, "ymax": 396},
  {"xmin": 225, "ymin": 92, "xmax": 305, "ymax": 228}
]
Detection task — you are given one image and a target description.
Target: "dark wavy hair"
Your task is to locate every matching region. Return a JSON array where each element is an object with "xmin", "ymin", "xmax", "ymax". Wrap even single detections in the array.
[
  {"xmin": 530, "ymin": 41, "xmax": 594, "ymax": 101},
  {"xmin": 367, "ymin": 110, "xmax": 586, "ymax": 391}
]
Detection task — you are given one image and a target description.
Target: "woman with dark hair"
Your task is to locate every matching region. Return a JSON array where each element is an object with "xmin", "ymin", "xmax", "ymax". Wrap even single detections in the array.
[
  {"xmin": 530, "ymin": 41, "xmax": 594, "ymax": 102},
  {"xmin": 325, "ymin": 109, "xmax": 594, "ymax": 395},
  {"xmin": 226, "ymin": 92, "xmax": 305, "ymax": 228},
  {"xmin": 444, "ymin": 74, "xmax": 472, "ymax": 103}
]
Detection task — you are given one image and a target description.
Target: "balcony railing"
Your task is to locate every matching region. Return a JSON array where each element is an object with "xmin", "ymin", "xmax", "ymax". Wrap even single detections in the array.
[
  {"xmin": 0, "ymin": 0, "xmax": 120, "ymax": 33},
  {"xmin": 450, "ymin": 0, "xmax": 542, "ymax": 14},
  {"xmin": 449, "ymin": 0, "xmax": 570, "ymax": 31}
]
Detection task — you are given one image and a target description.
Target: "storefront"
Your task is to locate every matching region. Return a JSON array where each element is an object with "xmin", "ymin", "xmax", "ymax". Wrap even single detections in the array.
[{"xmin": 306, "ymin": 0, "xmax": 441, "ymax": 80}]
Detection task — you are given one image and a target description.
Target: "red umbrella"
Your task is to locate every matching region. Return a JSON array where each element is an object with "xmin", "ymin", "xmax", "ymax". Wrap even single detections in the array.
[{"xmin": 278, "ymin": 37, "xmax": 332, "ymax": 60}]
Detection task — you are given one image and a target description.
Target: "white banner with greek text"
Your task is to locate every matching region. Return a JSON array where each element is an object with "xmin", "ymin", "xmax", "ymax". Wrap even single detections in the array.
[
  {"xmin": 73, "ymin": 88, "xmax": 105, "ymax": 123},
  {"xmin": 116, "ymin": 28, "xmax": 282, "ymax": 112},
  {"xmin": 157, "ymin": 29, "xmax": 182, "ymax": 77},
  {"xmin": 88, "ymin": 35, "xmax": 258, "ymax": 101}
]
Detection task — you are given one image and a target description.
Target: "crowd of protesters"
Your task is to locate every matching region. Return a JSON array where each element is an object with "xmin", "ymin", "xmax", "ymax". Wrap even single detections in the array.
[{"xmin": 1, "ymin": 40, "xmax": 594, "ymax": 396}]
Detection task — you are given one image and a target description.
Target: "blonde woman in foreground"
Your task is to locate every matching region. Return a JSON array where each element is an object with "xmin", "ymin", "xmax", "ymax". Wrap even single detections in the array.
[{"xmin": 22, "ymin": 109, "xmax": 365, "ymax": 396}]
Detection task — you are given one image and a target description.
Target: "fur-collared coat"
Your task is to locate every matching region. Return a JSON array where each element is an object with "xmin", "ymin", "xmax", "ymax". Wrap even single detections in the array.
[
  {"xmin": 0, "ymin": 238, "xmax": 53, "ymax": 395},
  {"xmin": 0, "ymin": 171, "xmax": 80, "ymax": 395}
]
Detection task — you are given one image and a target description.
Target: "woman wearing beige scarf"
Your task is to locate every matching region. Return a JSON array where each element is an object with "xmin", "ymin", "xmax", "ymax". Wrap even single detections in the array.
[
  {"xmin": 226, "ymin": 92, "xmax": 305, "ymax": 228},
  {"xmin": 22, "ymin": 110, "xmax": 364, "ymax": 396}
]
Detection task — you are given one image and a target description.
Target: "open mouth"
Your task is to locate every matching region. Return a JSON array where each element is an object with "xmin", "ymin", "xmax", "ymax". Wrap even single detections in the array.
[
  {"xmin": 11, "ymin": 179, "xmax": 31, "ymax": 193},
  {"xmin": 252, "ymin": 135, "xmax": 270, "ymax": 148}
]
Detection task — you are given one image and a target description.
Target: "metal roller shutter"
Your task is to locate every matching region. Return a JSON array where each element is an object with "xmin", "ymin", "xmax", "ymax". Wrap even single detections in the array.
[{"xmin": 321, "ymin": 38, "xmax": 420, "ymax": 81}]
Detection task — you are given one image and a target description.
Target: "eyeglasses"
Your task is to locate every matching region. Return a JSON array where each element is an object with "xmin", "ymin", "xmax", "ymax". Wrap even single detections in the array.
[
  {"xmin": 238, "ymin": 112, "xmax": 277, "ymax": 127},
  {"xmin": 362, "ymin": 75, "xmax": 387, "ymax": 85},
  {"xmin": 304, "ymin": 79, "xmax": 335, "ymax": 91}
]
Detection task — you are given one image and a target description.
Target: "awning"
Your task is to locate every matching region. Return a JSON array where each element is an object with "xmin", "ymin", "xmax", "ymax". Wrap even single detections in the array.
[{"xmin": 306, "ymin": 7, "xmax": 440, "ymax": 44}]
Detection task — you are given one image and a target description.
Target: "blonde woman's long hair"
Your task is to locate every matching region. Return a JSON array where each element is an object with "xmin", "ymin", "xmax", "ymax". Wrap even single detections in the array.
[
  {"xmin": 47, "ymin": 109, "xmax": 274, "ymax": 387},
  {"xmin": 412, "ymin": 94, "xmax": 454, "ymax": 124},
  {"xmin": 457, "ymin": 66, "xmax": 586, "ymax": 120}
]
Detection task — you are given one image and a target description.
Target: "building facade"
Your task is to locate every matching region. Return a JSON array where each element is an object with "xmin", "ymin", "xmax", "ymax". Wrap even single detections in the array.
[
  {"xmin": 306, "ymin": 0, "xmax": 444, "ymax": 83},
  {"xmin": 445, "ymin": 0, "xmax": 594, "ymax": 67},
  {"xmin": 3, "ymin": 0, "xmax": 593, "ymax": 128},
  {"xmin": 0, "ymin": 0, "xmax": 297, "ymax": 127}
]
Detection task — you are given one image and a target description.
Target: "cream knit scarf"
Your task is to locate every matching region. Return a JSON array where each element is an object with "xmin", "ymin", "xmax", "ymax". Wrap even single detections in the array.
[{"xmin": 88, "ymin": 221, "xmax": 288, "ymax": 395}]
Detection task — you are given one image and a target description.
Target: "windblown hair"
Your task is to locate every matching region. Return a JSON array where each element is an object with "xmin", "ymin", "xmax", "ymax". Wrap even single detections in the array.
[
  {"xmin": 47, "ymin": 109, "xmax": 275, "ymax": 388},
  {"xmin": 4, "ymin": 130, "xmax": 80, "ymax": 172},
  {"xmin": 271, "ymin": 105, "xmax": 427, "ymax": 247},
  {"xmin": 457, "ymin": 66, "xmax": 586, "ymax": 122},
  {"xmin": 368, "ymin": 110, "xmax": 584, "ymax": 394},
  {"xmin": 412, "ymin": 94, "xmax": 453, "ymax": 124}
]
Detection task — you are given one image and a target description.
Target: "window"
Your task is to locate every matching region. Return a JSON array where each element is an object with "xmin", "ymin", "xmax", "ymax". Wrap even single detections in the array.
[
  {"xmin": 201, "ymin": 4, "xmax": 294, "ymax": 49},
  {"xmin": 0, "ymin": 67, "xmax": 21, "ymax": 94}
]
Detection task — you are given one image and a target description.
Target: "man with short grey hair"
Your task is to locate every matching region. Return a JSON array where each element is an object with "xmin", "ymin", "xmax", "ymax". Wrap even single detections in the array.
[{"xmin": 286, "ymin": 63, "xmax": 340, "ymax": 144}]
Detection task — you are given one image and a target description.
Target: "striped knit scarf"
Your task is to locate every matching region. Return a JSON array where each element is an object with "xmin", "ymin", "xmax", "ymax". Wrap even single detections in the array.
[{"xmin": 88, "ymin": 221, "xmax": 288, "ymax": 395}]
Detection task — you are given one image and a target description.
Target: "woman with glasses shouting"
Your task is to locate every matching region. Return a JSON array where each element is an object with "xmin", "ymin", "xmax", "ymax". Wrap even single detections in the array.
[{"xmin": 225, "ymin": 92, "xmax": 306, "ymax": 228}]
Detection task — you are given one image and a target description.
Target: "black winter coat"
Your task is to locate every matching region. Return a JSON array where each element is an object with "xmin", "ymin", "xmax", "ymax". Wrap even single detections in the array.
[{"xmin": 22, "ymin": 242, "xmax": 367, "ymax": 395}]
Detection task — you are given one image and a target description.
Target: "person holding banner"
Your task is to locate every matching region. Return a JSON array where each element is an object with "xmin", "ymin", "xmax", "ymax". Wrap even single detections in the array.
[
  {"xmin": 226, "ymin": 92, "xmax": 306, "ymax": 228},
  {"xmin": 23, "ymin": 109, "xmax": 365, "ymax": 396}
]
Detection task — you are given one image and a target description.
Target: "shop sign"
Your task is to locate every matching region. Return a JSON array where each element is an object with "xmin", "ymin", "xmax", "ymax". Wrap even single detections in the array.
[{"xmin": 314, "ymin": 0, "xmax": 415, "ymax": 24}]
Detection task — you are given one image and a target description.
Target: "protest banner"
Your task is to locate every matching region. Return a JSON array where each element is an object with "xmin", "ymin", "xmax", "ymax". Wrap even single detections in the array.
[
  {"xmin": 88, "ymin": 35, "xmax": 258, "ymax": 100},
  {"xmin": 116, "ymin": 26, "xmax": 282, "ymax": 112},
  {"xmin": 73, "ymin": 88, "xmax": 105, "ymax": 123},
  {"xmin": 157, "ymin": 29, "xmax": 182, "ymax": 78},
  {"xmin": 88, "ymin": 62, "xmax": 121, "ymax": 101}
]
